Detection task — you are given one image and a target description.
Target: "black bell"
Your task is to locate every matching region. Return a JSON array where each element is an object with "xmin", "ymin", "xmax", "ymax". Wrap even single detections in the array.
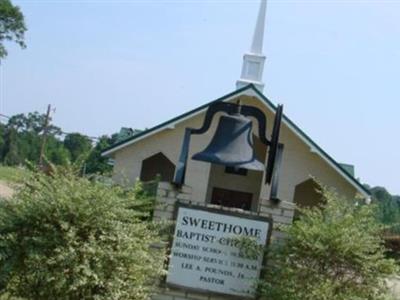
[
  {"xmin": 192, "ymin": 114, "xmax": 264, "ymax": 171},
  {"xmin": 173, "ymin": 101, "xmax": 284, "ymax": 203}
]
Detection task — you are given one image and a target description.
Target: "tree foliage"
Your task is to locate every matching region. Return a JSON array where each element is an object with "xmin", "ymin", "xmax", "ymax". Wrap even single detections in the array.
[
  {"xmin": 260, "ymin": 188, "xmax": 398, "ymax": 300},
  {"xmin": 85, "ymin": 135, "xmax": 117, "ymax": 175},
  {"xmin": 0, "ymin": 112, "xmax": 64, "ymax": 166},
  {"xmin": 0, "ymin": 112, "xmax": 122, "ymax": 174},
  {"xmin": 369, "ymin": 186, "xmax": 400, "ymax": 234},
  {"xmin": 0, "ymin": 166, "xmax": 164, "ymax": 300},
  {"xmin": 63, "ymin": 133, "xmax": 92, "ymax": 163},
  {"xmin": 367, "ymin": 186, "xmax": 400, "ymax": 261},
  {"xmin": 0, "ymin": 0, "xmax": 26, "ymax": 58}
]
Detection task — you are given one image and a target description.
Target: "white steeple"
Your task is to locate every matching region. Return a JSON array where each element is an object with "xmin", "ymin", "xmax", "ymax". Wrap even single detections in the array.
[{"xmin": 236, "ymin": 0, "xmax": 267, "ymax": 92}]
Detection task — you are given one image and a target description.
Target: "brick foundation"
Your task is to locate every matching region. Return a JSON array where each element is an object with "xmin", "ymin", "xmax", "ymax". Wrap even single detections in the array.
[{"xmin": 152, "ymin": 181, "xmax": 295, "ymax": 300}]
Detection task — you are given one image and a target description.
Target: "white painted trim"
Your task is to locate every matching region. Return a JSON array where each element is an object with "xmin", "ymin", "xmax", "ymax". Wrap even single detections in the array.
[
  {"xmin": 103, "ymin": 88, "xmax": 369, "ymax": 198},
  {"xmin": 101, "ymin": 89, "xmax": 251, "ymax": 157},
  {"xmin": 102, "ymin": 111, "xmax": 205, "ymax": 156},
  {"xmin": 240, "ymin": 89, "xmax": 369, "ymax": 198},
  {"xmin": 255, "ymin": 97, "xmax": 370, "ymax": 198}
]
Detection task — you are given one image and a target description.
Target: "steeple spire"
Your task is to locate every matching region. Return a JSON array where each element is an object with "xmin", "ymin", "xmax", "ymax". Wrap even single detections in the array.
[
  {"xmin": 236, "ymin": 0, "xmax": 267, "ymax": 92},
  {"xmin": 251, "ymin": 0, "xmax": 267, "ymax": 54}
]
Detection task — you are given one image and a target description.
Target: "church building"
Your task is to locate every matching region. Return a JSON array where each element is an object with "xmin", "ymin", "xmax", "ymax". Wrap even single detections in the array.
[{"xmin": 102, "ymin": 0, "xmax": 370, "ymax": 213}]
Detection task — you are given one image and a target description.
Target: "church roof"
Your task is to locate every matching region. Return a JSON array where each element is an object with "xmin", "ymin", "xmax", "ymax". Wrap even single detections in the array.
[{"xmin": 102, "ymin": 84, "xmax": 371, "ymax": 198}]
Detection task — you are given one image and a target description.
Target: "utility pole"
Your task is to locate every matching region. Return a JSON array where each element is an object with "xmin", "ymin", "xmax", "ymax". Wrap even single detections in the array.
[{"xmin": 39, "ymin": 104, "xmax": 52, "ymax": 169}]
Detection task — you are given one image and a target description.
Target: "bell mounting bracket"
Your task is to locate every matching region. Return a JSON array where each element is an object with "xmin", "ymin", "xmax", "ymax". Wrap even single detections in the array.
[{"xmin": 173, "ymin": 101, "xmax": 284, "ymax": 202}]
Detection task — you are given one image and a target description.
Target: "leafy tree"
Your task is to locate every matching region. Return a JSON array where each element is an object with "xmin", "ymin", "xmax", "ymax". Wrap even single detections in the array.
[
  {"xmin": 0, "ymin": 0, "xmax": 26, "ymax": 58},
  {"xmin": 45, "ymin": 136, "xmax": 70, "ymax": 166},
  {"xmin": 115, "ymin": 127, "xmax": 142, "ymax": 143},
  {"xmin": 0, "ymin": 112, "xmax": 143, "ymax": 175},
  {"xmin": 368, "ymin": 186, "xmax": 400, "ymax": 261},
  {"xmin": 84, "ymin": 129, "xmax": 142, "ymax": 175},
  {"xmin": 366, "ymin": 186, "xmax": 400, "ymax": 234},
  {"xmin": 394, "ymin": 195, "xmax": 400, "ymax": 203},
  {"xmin": 85, "ymin": 134, "xmax": 118, "ymax": 174},
  {"xmin": 2, "ymin": 127, "xmax": 21, "ymax": 165},
  {"xmin": 260, "ymin": 188, "xmax": 397, "ymax": 300},
  {"xmin": 0, "ymin": 166, "xmax": 164, "ymax": 300},
  {"xmin": 0, "ymin": 123, "xmax": 5, "ymax": 157},
  {"xmin": 1, "ymin": 112, "xmax": 63, "ymax": 166},
  {"xmin": 7, "ymin": 112, "xmax": 60, "ymax": 136},
  {"xmin": 63, "ymin": 133, "xmax": 92, "ymax": 163}
]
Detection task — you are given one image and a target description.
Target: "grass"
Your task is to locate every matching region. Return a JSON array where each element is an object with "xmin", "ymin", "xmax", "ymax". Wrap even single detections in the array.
[{"xmin": 0, "ymin": 165, "xmax": 29, "ymax": 183}]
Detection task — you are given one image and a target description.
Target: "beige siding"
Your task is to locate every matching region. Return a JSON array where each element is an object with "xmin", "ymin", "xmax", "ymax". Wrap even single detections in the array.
[
  {"xmin": 111, "ymin": 94, "xmax": 357, "ymax": 205},
  {"xmin": 241, "ymin": 96, "xmax": 357, "ymax": 201},
  {"xmin": 205, "ymin": 165, "xmax": 264, "ymax": 210},
  {"xmin": 113, "ymin": 113, "xmax": 216, "ymax": 203}
]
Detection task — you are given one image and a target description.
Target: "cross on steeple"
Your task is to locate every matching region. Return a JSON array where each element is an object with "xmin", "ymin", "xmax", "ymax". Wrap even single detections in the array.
[{"xmin": 236, "ymin": 0, "xmax": 267, "ymax": 92}]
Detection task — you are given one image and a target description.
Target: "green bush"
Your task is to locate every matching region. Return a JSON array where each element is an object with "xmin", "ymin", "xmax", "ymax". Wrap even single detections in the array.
[
  {"xmin": 0, "ymin": 167, "xmax": 164, "ymax": 300},
  {"xmin": 0, "ymin": 165, "xmax": 28, "ymax": 183},
  {"xmin": 260, "ymin": 188, "xmax": 398, "ymax": 300}
]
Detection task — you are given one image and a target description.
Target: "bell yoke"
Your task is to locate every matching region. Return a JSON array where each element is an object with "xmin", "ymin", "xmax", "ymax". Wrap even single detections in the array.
[{"xmin": 173, "ymin": 101, "xmax": 284, "ymax": 202}]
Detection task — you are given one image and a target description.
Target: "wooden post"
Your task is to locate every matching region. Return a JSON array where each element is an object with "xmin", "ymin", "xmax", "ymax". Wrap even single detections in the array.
[{"xmin": 39, "ymin": 104, "xmax": 51, "ymax": 169}]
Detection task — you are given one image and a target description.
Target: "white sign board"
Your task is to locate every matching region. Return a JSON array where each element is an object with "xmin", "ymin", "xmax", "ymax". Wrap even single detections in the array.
[{"xmin": 166, "ymin": 205, "xmax": 271, "ymax": 298}]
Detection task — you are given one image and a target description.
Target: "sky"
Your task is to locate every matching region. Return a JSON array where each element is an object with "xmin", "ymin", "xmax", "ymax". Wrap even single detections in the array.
[{"xmin": 1, "ymin": 0, "xmax": 399, "ymax": 195}]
